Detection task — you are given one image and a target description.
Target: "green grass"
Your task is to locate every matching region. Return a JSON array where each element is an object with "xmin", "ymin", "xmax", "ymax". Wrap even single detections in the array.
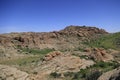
[
  {"xmin": 0, "ymin": 48, "xmax": 55, "ymax": 69},
  {"xmin": 0, "ymin": 47, "xmax": 55, "ymax": 67},
  {"xmin": 16, "ymin": 44, "xmax": 55, "ymax": 55},
  {"xmin": 0, "ymin": 56, "xmax": 40, "ymax": 66},
  {"xmin": 0, "ymin": 56, "xmax": 41, "ymax": 73},
  {"xmin": 83, "ymin": 32, "xmax": 120, "ymax": 50},
  {"xmin": 19, "ymin": 48, "xmax": 55, "ymax": 55},
  {"xmin": 0, "ymin": 47, "xmax": 55, "ymax": 73}
]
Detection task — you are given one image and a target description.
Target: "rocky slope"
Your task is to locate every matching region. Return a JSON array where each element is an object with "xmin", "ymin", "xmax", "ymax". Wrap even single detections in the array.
[
  {"xmin": 0, "ymin": 26, "xmax": 108, "ymax": 59},
  {"xmin": 0, "ymin": 26, "xmax": 108, "ymax": 49},
  {"xmin": 32, "ymin": 51, "xmax": 94, "ymax": 80},
  {"xmin": 0, "ymin": 25, "xmax": 119, "ymax": 80},
  {"xmin": 84, "ymin": 48, "xmax": 114, "ymax": 62},
  {"xmin": 0, "ymin": 65, "xmax": 30, "ymax": 80}
]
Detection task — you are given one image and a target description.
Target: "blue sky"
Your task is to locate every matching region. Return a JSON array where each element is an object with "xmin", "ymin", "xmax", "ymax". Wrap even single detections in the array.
[{"xmin": 0, "ymin": 0, "xmax": 120, "ymax": 33}]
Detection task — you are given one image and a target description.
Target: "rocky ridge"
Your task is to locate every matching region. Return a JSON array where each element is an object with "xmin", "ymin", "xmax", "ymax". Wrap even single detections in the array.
[
  {"xmin": 0, "ymin": 26, "xmax": 108, "ymax": 59},
  {"xmin": 0, "ymin": 26, "xmax": 108, "ymax": 49}
]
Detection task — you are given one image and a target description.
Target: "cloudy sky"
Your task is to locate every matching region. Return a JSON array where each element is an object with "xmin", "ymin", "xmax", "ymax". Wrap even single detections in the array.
[{"xmin": 0, "ymin": 0, "xmax": 120, "ymax": 33}]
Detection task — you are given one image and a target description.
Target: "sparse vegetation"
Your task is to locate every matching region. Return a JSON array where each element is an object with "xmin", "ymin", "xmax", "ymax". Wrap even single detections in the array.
[
  {"xmin": 83, "ymin": 32, "xmax": 120, "ymax": 50},
  {"xmin": 0, "ymin": 56, "xmax": 40, "ymax": 66},
  {"xmin": 50, "ymin": 72, "xmax": 61, "ymax": 78},
  {"xmin": 20, "ymin": 48, "xmax": 55, "ymax": 55},
  {"xmin": 50, "ymin": 61, "xmax": 120, "ymax": 80},
  {"xmin": 79, "ymin": 55, "xmax": 89, "ymax": 59},
  {"xmin": 85, "ymin": 70, "xmax": 102, "ymax": 80},
  {"xmin": 33, "ymin": 71, "xmax": 38, "ymax": 75},
  {"xmin": 0, "ymin": 26, "xmax": 120, "ymax": 80}
]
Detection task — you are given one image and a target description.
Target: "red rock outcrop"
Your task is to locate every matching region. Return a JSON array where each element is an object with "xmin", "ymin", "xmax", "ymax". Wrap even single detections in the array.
[
  {"xmin": 43, "ymin": 51, "xmax": 62, "ymax": 61},
  {"xmin": 84, "ymin": 48, "xmax": 114, "ymax": 62}
]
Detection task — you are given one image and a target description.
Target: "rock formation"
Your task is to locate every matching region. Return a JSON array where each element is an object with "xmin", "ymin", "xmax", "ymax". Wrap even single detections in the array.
[
  {"xmin": 0, "ymin": 26, "xmax": 108, "ymax": 49},
  {"xmin": 0, "ymin": 26, "xmax": 116, "ymax": 80},
  {"xmin": 43, "ymin": 51, "xmax": 62, "ymax": 61},
  {"xmin": 84, "ymin": 48, "xmax": 114, "ymax": 62},
  {"xmin": 32, "ymin": 51, "xmax": 94, "ymax": 80},
  {"xmin": 0, "ymin": 26, "xmax": 108, "ymax": 59}
]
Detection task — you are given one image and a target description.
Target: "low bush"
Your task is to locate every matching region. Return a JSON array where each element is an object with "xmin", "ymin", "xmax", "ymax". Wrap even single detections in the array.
[
  {"xmin": 21, "ymin": 48, "xmax": 54, "ymax": 55},
  {"xmin": 85, "ymin": 70, "xmax": 102, "ymax": 80},
  {"xmin": 58, "ymin": 61, "xmax": 120, "ymax": 80},
  {"xmin": 50, "ymin": 72, "xmax": 61, "ymax": 78}
]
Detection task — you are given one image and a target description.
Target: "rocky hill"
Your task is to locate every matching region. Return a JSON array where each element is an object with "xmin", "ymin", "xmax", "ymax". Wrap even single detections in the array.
[
  {"xmin": 0, "ymin": 26, "xmax": 108, "ymax": 58},
  {"xmin": 0, "ymin": 25, "xmax": 119, "ymax": 80}
]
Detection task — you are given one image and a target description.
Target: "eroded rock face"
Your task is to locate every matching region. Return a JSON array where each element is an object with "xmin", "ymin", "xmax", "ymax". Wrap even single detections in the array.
[
  {"xmin": 98, "ymin": 67, "xmax": 120, "ymax": 80},
  {"xmin": 0, "ymin": 65, "xmax": 30, "ymax": 80},
  {"xmin": 84, "ymin": 48, "xmax": 114, "ymax": 62}
]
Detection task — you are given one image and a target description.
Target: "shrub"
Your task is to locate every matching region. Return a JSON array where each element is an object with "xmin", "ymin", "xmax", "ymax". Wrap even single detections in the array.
[
  {"xmin": 33, "ymin": 71, "xmax": 38, "ymax": 75},
  {"xmin": 64, "ymin": 72, "xmax": 74, "ymax": 77},
  {"xmin": 72, "ymin": 69, "xmax": 88, "ymax": 79},
  {"xmin": 79, "ymin": 55, "xmax": 89, "ymax": 59},
  {"xmin": 50, "ymin": 72, "xmax": 61, "ymax": 78},
  {"xmin": 85, "ymin": 70, "xmax": 102, "ymax": 80},
  {"xmin": 93, "ymin": 61, "xmax": 110, "ymax": 68}
]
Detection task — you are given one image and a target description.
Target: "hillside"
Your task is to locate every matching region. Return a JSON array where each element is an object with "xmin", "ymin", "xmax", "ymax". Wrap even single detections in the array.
[
  {"xmin": 0, "ymin": 26, "xmax": 108, "ymax": 59},
  {"xmin": 0, "ymin": 25, "xmax": 120, "ymax": 80},
  {"xmin": 83, "ymin": 32, "xmax": 120, "ymax": 50}
]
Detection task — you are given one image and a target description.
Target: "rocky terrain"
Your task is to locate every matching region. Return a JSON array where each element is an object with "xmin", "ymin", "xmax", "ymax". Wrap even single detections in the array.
[
  {"xmin": 98, "ymin": 67, "xmax": 120, "ymax": 80},
  {"xmin": 0, "ymin": 26, "xmax": 108, "ymax": 59},
  {"xmin": 0, "ymin": 65, "xmax": 30, "ymax": 80},
  {"xmin": 0, "ymin": 25, "xmax": 120, "ymax": 80},
  {"xmin": 84, "ymin": 48, "xmax": 114, "ymax": 62}
]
